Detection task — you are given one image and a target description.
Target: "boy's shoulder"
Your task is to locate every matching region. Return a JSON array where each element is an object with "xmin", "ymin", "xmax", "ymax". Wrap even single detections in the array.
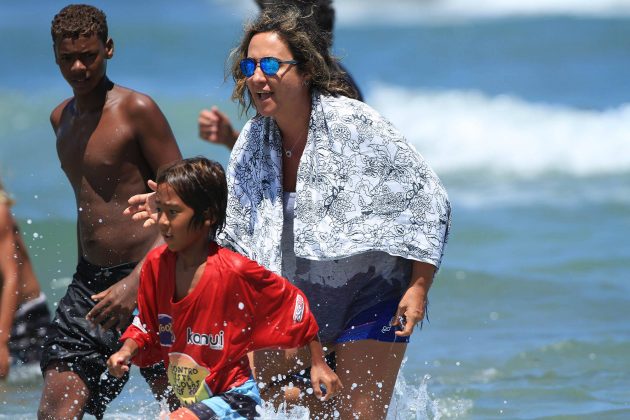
[
  {"xmin": 215, "ymin": 244, "xmax": 268, "ymax": 278},
  {"xmin": 145, "ymin": 244, "xmax": 171, "ymax": 264},
  {"xmin": 108, "ymin": 84, "xmax": 160, "ymax": 115}
]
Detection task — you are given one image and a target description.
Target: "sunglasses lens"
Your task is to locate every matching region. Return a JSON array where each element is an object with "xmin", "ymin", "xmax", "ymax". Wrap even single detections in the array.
[
  {"xmin": 260, "ymin": 57, "xmax": 280, "ymax": 76},
  {"xmin": 240, "ymin": 58, "xmax": 256, "ymax": 77}
]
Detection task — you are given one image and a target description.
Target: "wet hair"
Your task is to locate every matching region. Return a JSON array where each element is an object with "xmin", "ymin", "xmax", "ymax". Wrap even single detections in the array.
[
  {"xmin": 230, "ymin": 4, "xmax": 357, "ymax": 114},
  {"xmin": 156, "ymin": 157, "xmax": 227, "ymax": 238},
  {"xmin": 51, "ymin": 4, "xmax": 108, "ymax": 45}
]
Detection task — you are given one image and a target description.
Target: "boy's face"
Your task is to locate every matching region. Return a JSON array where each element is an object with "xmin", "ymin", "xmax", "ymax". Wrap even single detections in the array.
[
  {"xmin": 155, "ymin": 183, "xmax": 209, "ymax": 253},
  {"xmin": 54, "ymin": 34, "xmax": 113, "ymax": 95}
]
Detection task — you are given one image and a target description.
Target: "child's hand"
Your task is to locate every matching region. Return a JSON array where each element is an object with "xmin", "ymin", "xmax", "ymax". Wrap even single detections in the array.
[
  {"xmin": 123, "ymin": 180, "xmax": 158, "ymax": 228},
  {"xmin": 310, "ymin": 360, "xmax": 343, "ymax": 401},
  {"xmin": 107, "ymin": 349, "xmax": 132, "ymax": 378}
]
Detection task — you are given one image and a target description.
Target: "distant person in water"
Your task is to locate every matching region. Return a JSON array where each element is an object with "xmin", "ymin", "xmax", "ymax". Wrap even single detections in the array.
[
  {"xmin": 0, "ymin": 179, "xmax": 51, "ymax": 380},
  {"xmin": 108, "ymin": 157, "xmax": 341, "ymax": 419},
  {"xmin": 197, "ymin": 0, "xmax": 363, "ymax": 149},
  {"xmin": 38, "ymin": 4, "xmax": 182, "ymax": 419}
]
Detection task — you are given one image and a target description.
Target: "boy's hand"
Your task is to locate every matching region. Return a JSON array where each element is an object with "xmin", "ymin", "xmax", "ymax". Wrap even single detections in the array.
[
  {"xmin": 123, "ymin": 180, "xmax": 158, "ymax": 228},
  {"xmin": 310, "ymin": 360, "xmax": 343, "ymax": 401},
  {"xmin": 86, "ymin": 274, "xmax": 138, "ymax": 331},
  {"xmin": 107, "ymin": 349, "xmax": 132, "ymax": 378}
]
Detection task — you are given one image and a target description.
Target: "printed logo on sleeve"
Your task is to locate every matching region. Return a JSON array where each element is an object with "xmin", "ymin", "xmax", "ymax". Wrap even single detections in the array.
[
  {"xmin": 158, "ymin": 314, "xmax": 175, "ymax": 346},
  {"xmin": 293, "ymin": 295, "xmax": 304, "ymax": 323}
]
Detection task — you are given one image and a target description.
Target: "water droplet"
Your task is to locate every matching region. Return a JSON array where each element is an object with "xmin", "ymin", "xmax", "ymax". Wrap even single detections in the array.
[
  {"xmin": 27, "ymin": 219, "xmax": 32, "ymax": 224},
  {"xmin": 238, "ymin": 302, "xmax": 245, "ymax": 310}
]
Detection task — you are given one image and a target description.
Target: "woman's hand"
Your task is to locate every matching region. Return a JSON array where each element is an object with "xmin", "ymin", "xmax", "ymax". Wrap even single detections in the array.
[
  {"xmin": 123, "ymin": 180, "xmax": 158, "ymax": 228},
  {"xmin": 393, "ymin": 261, "xmax": 435, "ymax": 337}
]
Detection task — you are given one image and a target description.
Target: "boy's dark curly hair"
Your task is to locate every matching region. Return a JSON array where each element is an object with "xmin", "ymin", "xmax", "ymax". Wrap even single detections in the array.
[{"xmin": 51, "ymin": 4, "xmax": 108, "ymax": 44}]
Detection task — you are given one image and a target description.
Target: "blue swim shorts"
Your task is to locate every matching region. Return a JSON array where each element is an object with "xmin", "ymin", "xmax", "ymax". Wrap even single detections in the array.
[
  {"xmin": 185, "ymin": 378, "xmax": 261, "ymax": 419},
  {"xmin": 335, "ymin": 298, "xmax": 410, "ymax": 344}
]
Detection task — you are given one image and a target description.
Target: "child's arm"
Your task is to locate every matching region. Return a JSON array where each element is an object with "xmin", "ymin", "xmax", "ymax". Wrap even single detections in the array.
[
  {"xmin": 308, "ymin": 337, "xmax": 343, "ymax": 401},
  {"xmin": 107, "ymin": 338, "xmax": 139, "ymax": 378}
]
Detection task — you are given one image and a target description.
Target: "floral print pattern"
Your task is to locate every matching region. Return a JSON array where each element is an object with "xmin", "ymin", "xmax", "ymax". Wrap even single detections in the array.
[{"xmin": 218, "ymin": 92, "xmax": 451, "ymax": 274}]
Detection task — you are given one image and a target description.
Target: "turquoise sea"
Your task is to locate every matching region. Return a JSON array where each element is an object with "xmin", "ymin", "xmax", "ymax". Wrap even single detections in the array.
[{"xmin": 1, "ymin": 0, "xmax": 629, "ymax": 418}]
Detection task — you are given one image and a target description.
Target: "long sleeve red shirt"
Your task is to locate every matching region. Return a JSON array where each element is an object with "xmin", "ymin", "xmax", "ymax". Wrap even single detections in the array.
[{"xmin": 121, "ymin": 242, "xmax": 318, "ymax": 405}]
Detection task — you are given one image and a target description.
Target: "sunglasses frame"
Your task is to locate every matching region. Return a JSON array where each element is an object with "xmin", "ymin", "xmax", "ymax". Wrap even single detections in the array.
[{"xmin": 240, "ymin": 57, "xmax": 299, "ymax": 77}]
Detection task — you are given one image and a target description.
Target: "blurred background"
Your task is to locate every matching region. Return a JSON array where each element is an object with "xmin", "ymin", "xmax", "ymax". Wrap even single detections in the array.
[{"xmin": 1, "ymin": 0, "xmax": 629, "ymax": 418}]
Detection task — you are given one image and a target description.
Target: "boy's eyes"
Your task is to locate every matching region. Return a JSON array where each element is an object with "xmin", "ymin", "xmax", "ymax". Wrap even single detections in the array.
[
  {"xmin": 59, "ymin": 53, "xmax": 97, "ymax": 63},
  {"xmin": 156, "ymin": 206, "xmax": 179, "ymax": 215}
]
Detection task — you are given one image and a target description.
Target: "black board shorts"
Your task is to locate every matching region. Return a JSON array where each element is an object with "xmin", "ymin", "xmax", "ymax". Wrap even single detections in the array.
[{"xmin": 40, "ymin": 257, "xmax": 168, "ymax": 419}]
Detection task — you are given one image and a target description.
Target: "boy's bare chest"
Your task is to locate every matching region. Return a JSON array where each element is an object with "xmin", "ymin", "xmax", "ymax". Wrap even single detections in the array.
[{"xmin": 56, "ymin": 113, "xmax": 137, "ymax": 184}]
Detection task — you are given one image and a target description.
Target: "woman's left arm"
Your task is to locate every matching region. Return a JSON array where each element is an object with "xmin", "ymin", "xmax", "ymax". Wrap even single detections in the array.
[{"xmin": 393, "ymin": 261, "xmax": 436, "ymax": 337}]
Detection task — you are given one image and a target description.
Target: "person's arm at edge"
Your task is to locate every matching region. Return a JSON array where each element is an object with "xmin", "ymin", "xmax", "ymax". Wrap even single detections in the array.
[{"xmin": 0, "ymin": 205, "xmax": 19, "ymax": 379}]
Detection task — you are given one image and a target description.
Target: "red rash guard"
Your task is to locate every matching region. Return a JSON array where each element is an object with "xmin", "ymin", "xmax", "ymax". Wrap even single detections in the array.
[{"xmin": 121, "ymin": 242, "xmax": 318, "ymax": 405}]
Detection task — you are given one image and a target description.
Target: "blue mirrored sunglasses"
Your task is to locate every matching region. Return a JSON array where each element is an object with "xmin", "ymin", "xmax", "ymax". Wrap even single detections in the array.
[{"xmin": 239, "ymin": 57, "xmax": 299, "ymax": 77}]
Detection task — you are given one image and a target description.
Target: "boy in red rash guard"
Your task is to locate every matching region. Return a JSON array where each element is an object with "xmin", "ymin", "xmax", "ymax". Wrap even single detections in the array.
[{"xmin": 107, "ymin": 157, "xmax": 341, "ymax": 419}]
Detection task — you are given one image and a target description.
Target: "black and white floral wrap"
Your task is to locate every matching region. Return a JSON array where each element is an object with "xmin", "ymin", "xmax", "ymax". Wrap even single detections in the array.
[{"xmin": 218, "ymin": 92, "xmax": 451, "ymax": 274}]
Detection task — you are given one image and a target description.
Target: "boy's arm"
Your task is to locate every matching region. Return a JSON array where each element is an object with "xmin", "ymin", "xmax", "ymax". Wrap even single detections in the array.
[
  {"xmin": 307, "ymin": 337, "xmax": 343, "ymax": 401},
  {"xmin": 107, "ymin": 338, "xmax": 139, "ymax": 378},
  {"xmin": 0, "ymin": 205, "xmax": 18, "ymax": 379},
  {"xmin": 235, "ymin": 254, "xmax": 320, "ymax": 349}
]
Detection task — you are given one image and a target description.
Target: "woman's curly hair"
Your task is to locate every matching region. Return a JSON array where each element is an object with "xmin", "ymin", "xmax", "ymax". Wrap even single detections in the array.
[{"xmin": 230, "ymin": 4, "xmax": 358, "ymax": 115}]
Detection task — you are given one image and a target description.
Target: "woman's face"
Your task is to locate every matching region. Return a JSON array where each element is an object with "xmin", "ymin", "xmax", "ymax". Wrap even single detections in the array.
[{"xmin": 245, "ymin": 31, "xmax": 310, "ymax": 121}]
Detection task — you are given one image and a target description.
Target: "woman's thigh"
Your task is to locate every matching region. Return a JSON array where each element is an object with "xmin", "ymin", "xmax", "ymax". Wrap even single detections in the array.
[{"xmin": 335, "ymin": 339, "xmax": 407, "ymax": 420}]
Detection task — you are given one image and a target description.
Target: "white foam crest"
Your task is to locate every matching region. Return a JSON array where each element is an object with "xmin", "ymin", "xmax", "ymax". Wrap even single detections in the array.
[
  {"xmin": 335, "ymin": 0, "xmax": 630, "ymax": 25},
  {"xmin": 368, "ymin": 84, "xmax": 630, "ymax": 178}
]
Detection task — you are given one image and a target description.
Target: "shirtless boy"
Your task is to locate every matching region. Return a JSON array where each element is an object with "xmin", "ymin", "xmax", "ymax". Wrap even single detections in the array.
[
  {"xmin": 38, "ymin": 5, "xmax": 182, "ymax": 419},
  {"xmin": 0, "ymin": 180, "xmax": 50, "ymax": 380}
]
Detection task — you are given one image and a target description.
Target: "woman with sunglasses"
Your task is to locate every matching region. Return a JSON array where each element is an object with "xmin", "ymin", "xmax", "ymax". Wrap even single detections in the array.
[
  {"xmin": 219, "ymin": 5, "xmax": 451, "ymax": 419},
  {"xmin": 127, "ymin": 4, "xmax": 450, "ymax": 419}
]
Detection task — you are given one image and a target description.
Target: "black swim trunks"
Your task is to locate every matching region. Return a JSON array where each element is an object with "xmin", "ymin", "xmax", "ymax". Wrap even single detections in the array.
[
  {"xmin": 9, "ymin": 293, "xmax": 51, "ymax": 365},
  {"xmin": 40, "ymin": 258, "xmax": 170, "ymax": 419}
]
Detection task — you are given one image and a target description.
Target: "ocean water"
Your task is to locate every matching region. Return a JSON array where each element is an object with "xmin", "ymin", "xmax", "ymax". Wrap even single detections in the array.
[{"xmin": 1, "ymin": 0, "xmax": 629, "ymax": 418}]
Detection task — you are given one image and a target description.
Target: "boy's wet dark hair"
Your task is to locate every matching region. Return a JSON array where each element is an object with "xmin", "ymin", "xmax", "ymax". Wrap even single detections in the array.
[
  {"xmin": 156, "ymin": 157, "xmax": 228, "ymax": 237},
  {"xmin": 51, "ymin": 4, "xmax": 108, "ymax": 45}
]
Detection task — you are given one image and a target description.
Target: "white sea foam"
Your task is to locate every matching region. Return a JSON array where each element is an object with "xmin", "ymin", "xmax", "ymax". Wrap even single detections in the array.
[
  {"xmin": 335, "ymin": 0, "xmax": 630, "ymax": 25},
  {"xmin": 367, "ymin": 84, "xmax": 630, "ymax": 178}
]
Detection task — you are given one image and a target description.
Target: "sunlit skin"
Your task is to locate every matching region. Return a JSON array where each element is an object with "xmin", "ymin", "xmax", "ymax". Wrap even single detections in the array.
[
  {"xmin": 246, "ymin": 32, "xmax": 311, "ymax": 192},
  {"xmin": 54, "ymin": 35, "xmax": 111, "ymax": 96},
  {"xmin": 155, "ymin": 183, "xmax": 211, "ymax": 258}
]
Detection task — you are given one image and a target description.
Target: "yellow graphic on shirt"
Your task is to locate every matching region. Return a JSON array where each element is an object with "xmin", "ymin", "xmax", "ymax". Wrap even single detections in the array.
[{"xmin": 167, "ymin": 352, "xmax": 211, "ymax": 405}]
